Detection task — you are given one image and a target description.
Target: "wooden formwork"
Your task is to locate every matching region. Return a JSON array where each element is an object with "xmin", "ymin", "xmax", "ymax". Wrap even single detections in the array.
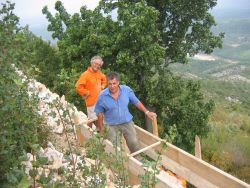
[{"xmin": 77, "ymin": 123, "xmax": 250, "ymax": 188}]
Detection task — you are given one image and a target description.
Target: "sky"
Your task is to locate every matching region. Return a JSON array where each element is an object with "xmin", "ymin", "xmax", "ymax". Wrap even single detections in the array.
[
  {"xmin": 2, "ymin": 0, "xmax": 250, "ymax": 40},
  {"xmin": 8, "ymin": 0, "xmax": 250, "ymax": 26},
  {"xmin": 9, "ymin": 0, "xmax": 100, "ymax": 28},
  {"xmin": 214, "ymin": 0, "xmax": 250, "ymax": 10}
]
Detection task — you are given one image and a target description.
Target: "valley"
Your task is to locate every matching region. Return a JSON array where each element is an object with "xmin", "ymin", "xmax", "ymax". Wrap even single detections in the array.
[{"xmin": 169, "ymin": 8, "xmax": 250, "ymax": 183}]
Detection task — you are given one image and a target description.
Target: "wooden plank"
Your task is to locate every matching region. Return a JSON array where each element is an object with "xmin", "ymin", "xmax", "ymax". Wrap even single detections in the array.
[
  {"xmin": 195, "ymin": 135, "xmax": 202, "ymax": 159},
  {"xmin": 129, "ymin": 141, "xmax": 161, "ymax": 157},
  {"xmin": 74, "ymin": 118, "xmax": 97, "ymax": 145},
  {"xmin": 137, "ymin": 142, "xmax": 216, "ymax": 187},
  {"xmin": 152, "ymin": 116, "xmax": 159, "ymax": 136},
  {"xmin": 135, "ymin": 125, "xmax": 250, "ymax": 188},
  {"xmin": 78, "ymin": 123, "xmax": 174, "ymax": 187},
  {"xmin": 136, "ymin": 125, "xmax": 161, "ymax": 145},
  {"xmin": 161, "ymin": 155, "xmax": 217, "ymax": 188},
  {"xmin": 78, "ymin": 122, "xmax": 249, "ymax": 188}
]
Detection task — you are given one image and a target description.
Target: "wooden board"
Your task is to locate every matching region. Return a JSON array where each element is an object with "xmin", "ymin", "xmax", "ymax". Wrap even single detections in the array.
[
  {"xmin": 134, "ymin": 125, "xmax": 250, "ymax": 188},
  {"xmin": 77, "ymin": 122, "xmax": 250, "ymax": 188}
]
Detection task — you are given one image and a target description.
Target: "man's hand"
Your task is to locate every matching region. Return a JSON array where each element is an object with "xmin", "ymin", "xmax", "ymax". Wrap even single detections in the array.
[{"xmin": 145, "ymin": 111, "xmax": 157, "ymax": 120}]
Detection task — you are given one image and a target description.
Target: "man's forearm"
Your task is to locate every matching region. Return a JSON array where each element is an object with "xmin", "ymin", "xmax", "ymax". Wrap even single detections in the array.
[
  {"xmin": 136, "ymin": 101, "xmax": 157, "ymax": 119},
  {"xmin": 136, "ymin": 101, "xmax": 148, "ymax": 113},
  {"xmin": 97, "ymin": 112, "xmax": 104, "ymax": 132}
]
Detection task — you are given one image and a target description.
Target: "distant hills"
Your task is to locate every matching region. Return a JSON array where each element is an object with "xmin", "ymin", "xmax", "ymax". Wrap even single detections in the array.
[
  {"xmin": 212, "ymin": 8, "xmax": 250, "ymax": 21},
  {"xmin": 170, "ymin": 8, "xmax": 250, "ymax": 107},
  {"xmin": 30, "ymin": 25, "xmax": 55, "ymax": 43}
]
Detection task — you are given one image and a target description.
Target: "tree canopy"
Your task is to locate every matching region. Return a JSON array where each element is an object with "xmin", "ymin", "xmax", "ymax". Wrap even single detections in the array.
[
  {"xmin": 42, "ymin": 0, "xmax": 221, "ymax": 152},
  {"xmin": 0, "ymin": 2, "xmax": 50, "ymax": 186}
]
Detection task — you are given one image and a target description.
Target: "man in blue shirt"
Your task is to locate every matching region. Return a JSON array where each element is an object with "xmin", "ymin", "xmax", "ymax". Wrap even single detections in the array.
[{"xmin": 94, "ymin": 72, "xmax": 157, "ymax": 153}]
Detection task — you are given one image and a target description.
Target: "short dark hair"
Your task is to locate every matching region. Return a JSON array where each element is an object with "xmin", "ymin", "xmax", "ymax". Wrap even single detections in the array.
[{"xmin": 106, "ymin": 72, "xmax": 120, "ymax": 81}]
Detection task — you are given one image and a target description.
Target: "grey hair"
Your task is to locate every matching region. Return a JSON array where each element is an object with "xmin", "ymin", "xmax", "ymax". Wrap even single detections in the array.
[
  {"xmin": 106, "ymin": 72, "xmax": 120, "ymax": 82},
  {"xmin": 90, "ymin": 55, "xmax": 103, "ymax": 66}
]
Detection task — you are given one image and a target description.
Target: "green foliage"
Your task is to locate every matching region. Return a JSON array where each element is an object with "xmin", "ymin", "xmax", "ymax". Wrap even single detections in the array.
[
  {"xmin": 202, "ymin": 79, "xmax": 250, "ymax": 109},
  {"xmin": 0, "ymin": 1, "xmax": 178, "ymax": 187},
  {"xmin": 16, "ymin": 28, "xmax": 62, "ymax": 89},
  {"xmin": 53, "ymin": 68, "xmax": 82, "ymax": 110},
  {"xmin": 0, "ymin": 0, "xmax": 19, "ymax": 38},
  {"xmin": 0, "ymin": 50, "xmax": 51, "ymax": 187},
  {"xmin": 35, "ymin": 0, "xmax": 250, "ymax": 184},
  {"xmin": 106, "ymin": 132, "xmax": 131, "ymax": 187},
  {"xmin": 138, "ymin": 136, "xmax": 171, "ymax": 188},
  {"xmin": 102, "ymin": 0, "xmax": 224, "ymax": 64},
  {"xmin": 146, "ymin": 69, "xmax": 214, "ymax": 152},
  {"xmin": 0, "ymin": 0, "xmax": 227, "ymax": 185},
  {"xmin": 17, "ymin": 176, "xmax": 30, "ymax": 188},
  {"xmin": 139, "ymin": 158, "xmax": 160, "ymax": 188},
  {"xmin": 41, "ymin": 0, "xmax": 218, "ymax": 152},
  {"xmin": 171, "ymin": 61, "xmax": 250, "ymax": 182},
  {"xmin": 0, "ymin": 37, "xmax": 44, "ymax": 187},
  {"xmin": 83, "ymin": 132, "xmax": 109, "ymax": 187},
  {"xmin": 202, "ymin": 122, "xmax": 250, "ymax": 183},
  {"xmin": 42, "ymin": 1, "xmax": 116, "ymax": 70},
  {"xmin": 0, "ymin": 1, "xmax": 50, "ymax": 186}
]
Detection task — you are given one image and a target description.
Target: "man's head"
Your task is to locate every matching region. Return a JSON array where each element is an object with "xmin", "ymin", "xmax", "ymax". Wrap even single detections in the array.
[
  {"xmin": 90, "ymin": 55, "xmax": 103, "ymax": 72},
  {"xmin": 106, "ymin": 72, "xmax": 120, "ymax": 94}
]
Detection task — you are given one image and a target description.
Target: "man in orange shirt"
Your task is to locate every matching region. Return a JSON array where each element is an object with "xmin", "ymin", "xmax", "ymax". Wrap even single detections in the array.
[{"xmin": 75, "ymin": 56, "xmax": 106, "ymax": 129}]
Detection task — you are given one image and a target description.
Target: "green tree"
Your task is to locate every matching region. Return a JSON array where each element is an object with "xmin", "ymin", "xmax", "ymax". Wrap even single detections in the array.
[
  {"xmin": 108, "ymin": 0, "xmax": 224, "ymax": 64},
  {"xmin": 16, "ymin": 28, "xmax": 62, "ymax": 89},
  {"xmin": 0, "ymin": 1, "xmax": 50, "ymax": 186},
  {"xmin": 42, "ymin": 0, "xmax": 165, "ymax": 111},
  {"xmin": 145, "ymin": 69, "xmax": 214, "ymax": 151},
  {"xmin": 42, "ymin": 0, "xmax": 221, "ymax": 152}
]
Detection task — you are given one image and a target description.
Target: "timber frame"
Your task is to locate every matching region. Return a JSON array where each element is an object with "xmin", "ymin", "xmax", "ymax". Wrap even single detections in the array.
[{"xmin": 76, "ymin": 122, "xmax": 250, "ymax": 188}]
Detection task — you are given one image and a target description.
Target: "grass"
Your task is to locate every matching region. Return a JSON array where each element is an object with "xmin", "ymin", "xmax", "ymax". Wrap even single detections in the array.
[
  {"xmin": 201, "ymin": 103, "xmax": 250, "ymax": 181},
  {"xmin": 202, "ymin": 79, "xmax": 250, "ymax": 97}
]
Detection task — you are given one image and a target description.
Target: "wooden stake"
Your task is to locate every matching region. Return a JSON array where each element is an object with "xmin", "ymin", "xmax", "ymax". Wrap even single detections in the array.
[
  {"xmin": 195, "ymin": 135, "xmax": 202, "ymax": 159},
  {"xmin": 75, "ymin": 118, "xmax": 97, "ymax": 145},
  {"xmin": 152, "ymin": 116, "xmax": 159, "ymax": 136}
]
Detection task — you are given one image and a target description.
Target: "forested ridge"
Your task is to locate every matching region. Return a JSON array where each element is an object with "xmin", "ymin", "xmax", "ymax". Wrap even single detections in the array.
[{"xmin": 1, "ymin": 0, "xmax": 249, "ymax": 187}]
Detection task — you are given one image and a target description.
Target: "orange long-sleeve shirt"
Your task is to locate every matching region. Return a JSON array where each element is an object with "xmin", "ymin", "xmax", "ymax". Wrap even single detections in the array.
[{"xmin": 75, "ymin": 67, "xmax": 106, "ymax": 107}]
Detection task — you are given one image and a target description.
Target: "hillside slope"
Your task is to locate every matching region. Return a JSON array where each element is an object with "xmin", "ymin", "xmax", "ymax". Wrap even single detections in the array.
[{"xmin": 169, "ymin": 8, "xmax": 250, "ymax": 183}]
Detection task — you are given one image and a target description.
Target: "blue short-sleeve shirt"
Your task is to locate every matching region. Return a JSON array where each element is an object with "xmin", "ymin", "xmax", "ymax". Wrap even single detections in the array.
[{"xmin": 94, "ymin": 85, "xmax": 139, "ymax": 125}]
